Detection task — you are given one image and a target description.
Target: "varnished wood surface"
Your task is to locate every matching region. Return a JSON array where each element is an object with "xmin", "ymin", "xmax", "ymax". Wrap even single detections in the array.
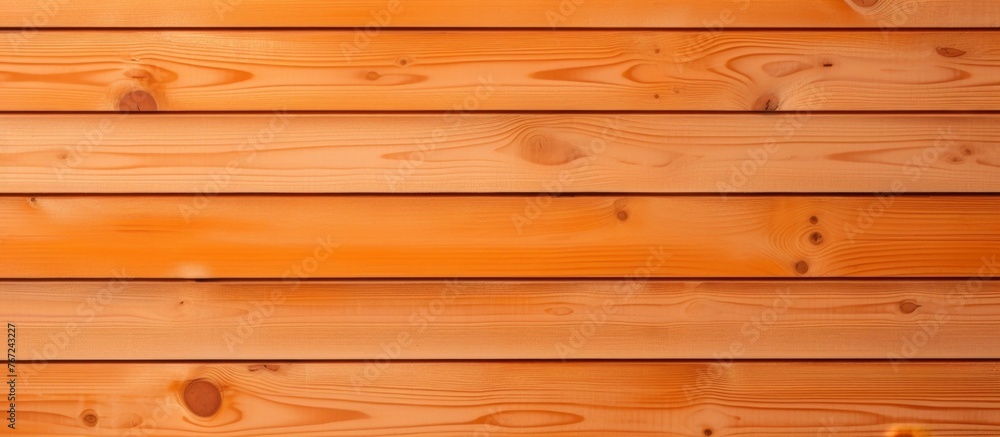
[
  {"xmin": 2, "ymin": 113, "xmax": 998, "ymax": 193},
  {"xmin": 4, "ymin": 280, "xmax": 998, "ymax": 360},
  {"xmin": 3, "ymin": 31, "xmax": 1000, "ymax": 111},
  {"xmin": 4, "ymin": 3, "xmax": 1000, "ymax": 436},
  {"xmin": 4, "ymin": 0, "xmax": 999, "ymax": 28},
  {"xmin": 12, "ymin": 361, "xmax": 1000, "ymax": 435},
  {"xmin": 1, "ymin": 195, "xmax": 997, "ymax": 278}
]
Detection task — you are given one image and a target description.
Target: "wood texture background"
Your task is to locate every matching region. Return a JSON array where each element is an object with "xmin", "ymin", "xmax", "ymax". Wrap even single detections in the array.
[
  {"xmin": 2, "ymin": 195, "xmax": 997, "ymax": 278},
  {"xmin": 2, "ymin": 114, "xmax": 997, "ymax": 193},
  {"xmin": 13, "ymin": 362, "xmax": 1000, "ymax": 436},
  {"xmin": 2, "ymin": 31, "xmax": 1000, "ymax": 111},
  {"xmin": 5, "ymin": 0, "xmax": 1000, "ymax": 28},
  {"xmin": 3, "ymin": 280, "xmax": 999, "ymax": 360},
  {"xmin": 3, "ymin": 0, "xmax": 999, "ymax": 435}
]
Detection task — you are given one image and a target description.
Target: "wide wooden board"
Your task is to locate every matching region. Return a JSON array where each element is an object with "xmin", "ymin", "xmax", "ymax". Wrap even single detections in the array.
[
  {"xmin": 10, "ymin": 361, "xmax": 1000, "ymax": 435},
  {"xmin": 1, "ymin": 195, "xmax": 998, "ymax": 278},
  {"xmin": 2, "ymin": 114, "xmax": 998, "ymax": 193},
  {"xmin": 3, "ymin": 31, "xmax": 1000, "ymax": 111},
  {"xmin": 4, "ymin": 0, "xmax": 999, "ymax": 28},
  {"xmin": 3, "ymin": 280, "xmax": 998, "ymax": 360}
]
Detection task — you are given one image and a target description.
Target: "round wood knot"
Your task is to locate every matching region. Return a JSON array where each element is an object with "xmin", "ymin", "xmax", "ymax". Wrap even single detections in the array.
[
  {"xmin": 118, "ymin": 90, "xmax": 158, "ymax": 112},
  {"xmin": 365, "ymin": 71, "xmax": 381, "ymax": 81},
  {"xmin": 899, "ymin": 300, "xmax": 922, "ymax": 314},
  {"xmin": 183, "ymin": 379, "xmax": 222, "ymax": 417},
  {"xmin": 617, "ymin": 210, "xmax": 629, "ymax": 221},
  {"xmin": 809, "ymin": 216, "xmax": 819, "ymax": 225},
  {"xmin": 753, "ymin": 94, "xmax": 779, "ymax": 111},
  {"xmin": 795, "ymin": 261, "xmax": 810, "ymax": 275},
  {"xmin": 80, "ymin": 410, "xmax": 98, "ymax": 427},
  {"xmin": 704, "ymin": 429, "xmax": 713, "ymax": 436},
  {"xmin": 521, "ymin": 134, "xmax": 585, "ymax": 166},
  {"xmin": 809, "ymin": 232, "xmax": 824, "ymax": 245},
  {"xmin": 851, "ymin": 0, "xmax": 879, "ymax": 7},
  {"xmin": 936, "ymin": 47, "xmax": 967, "ymax": 58}
]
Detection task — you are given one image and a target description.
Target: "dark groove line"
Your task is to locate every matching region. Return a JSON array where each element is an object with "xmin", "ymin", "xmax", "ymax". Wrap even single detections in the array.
[
  {"xmin": 7, "ymin": 110, "xmax": 1000, "ymax": 115},
  {"xmin": 1, "ymin": 277, "xmax": 996, "ymax": 283},
  {"xmin": 20, "ymin": 358, "xmax": 1000, "ymax": 364},
  {"xmin": 5, "ymin": 192, "xmax": 1000, "ymax": 197},
  {"xmin": 2, "ymin": 27, "xmax": 1000, "ymax": 31}
]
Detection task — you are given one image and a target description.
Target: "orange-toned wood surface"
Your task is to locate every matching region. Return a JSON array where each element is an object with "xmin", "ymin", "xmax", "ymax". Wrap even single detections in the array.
[
  {"xmin": 2, "ymin": 195, "xmax": 997, "ymax": 278},
  {"xmin": 2, "ymin": 31, "xmax": 1000, "ymax": 111},
  {"xmin": 12, "ymin": 361, "xmax": 1000, "ymax": 435},
  {"xmin": 5, "ymin": 0, "xmax": 999, "ymax": 28},
  {"xmin": 2, "ymin": 114, "xmax": 997, "ymax": 193},
  {"xmin": 4, "ymin": 280, "xmax": 998, "ymax": 360},
  {"xmin": 3, "ymin": 1, "xmax": 1000, "ymax": 435}
]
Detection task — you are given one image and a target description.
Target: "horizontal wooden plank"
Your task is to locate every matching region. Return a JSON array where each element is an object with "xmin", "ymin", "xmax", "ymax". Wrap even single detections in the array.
[
  {"xmin": 3, "ymin": 31, "xmax": 1000, "ymax": 111},
  {"xmin": 2, "ymin": 113, "xmax": 998, "ymax": 193},
  {"xmin": 12, "ymin": 361, "xmax": 1000, "ymax": 435},
  {"xmin": 5, "ymin": 0, "xmax": 999, "ymax": 28},
  {"xmin": 1, "ymin": 196, "xmax": 997, "ymax": 278},
  {"xmin": 4, "ymin": 280, "xmax": 999, "ymax": 360}
]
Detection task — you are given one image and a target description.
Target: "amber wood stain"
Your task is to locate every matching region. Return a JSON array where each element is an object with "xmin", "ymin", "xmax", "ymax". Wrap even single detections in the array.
[
  {"xmin": 4, "ymin": 280, "xmax": 1000, "ymax": 360},
  {"xmin": 3, "ymin": 114, "xmax": 998, "ymax": 194},
  {"xmin": 2, "ymin": 31, "xmax": 999, "ymax": 110},
  {"xmin": 10, "ymin": 362, "xmax": 1000, "ymax": 435},
  {"xmin": 2, "ymin": 196, "xmax": 998, "ymax": 278},
  {"xmin": 3, "ymin": 0, "xmax": 999, "ymax": 435}
]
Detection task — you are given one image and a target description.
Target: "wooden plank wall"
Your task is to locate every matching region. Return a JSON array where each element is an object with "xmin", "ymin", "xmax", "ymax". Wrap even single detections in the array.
[{"xmin": 1, "ymin": 1, "xmax": 999, "ymax": 435}]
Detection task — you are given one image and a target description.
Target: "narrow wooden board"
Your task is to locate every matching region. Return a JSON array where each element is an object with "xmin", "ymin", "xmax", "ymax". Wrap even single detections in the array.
[
  {"xmin": 4, "ymin": 0, "xmax": 999, "ymax": 28},
  {"xmin": 4, "ymin": 280, "xmax": 998, "ymax": 360},
  {"xmin": 2, "ymin": 114, "xmax": 997, "ymax": 194},
  {"xmin": 11, "ymin": 361, "xmax": 1000, "ymax": 435},
  {"xmin": 2, "ymin": 31, "xmax": 999, "ymax": 111},
  {"xmin": 2, "ymin": 195, "xmax": 998, "ymax": 278}
]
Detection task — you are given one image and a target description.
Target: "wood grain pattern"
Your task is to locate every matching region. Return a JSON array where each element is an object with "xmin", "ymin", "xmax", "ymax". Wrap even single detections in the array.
[
  {"xmin": 4, "ymin": 280, "xmax": 999, "ymax": 360},
  {"xmin": 2, "ymin": 113, "xmax": 998, "ymax": 193},
  {"xmin": 5, "ymin": 0, "xmax": 999, "ymax": 28},
  {"xmin": 2, "ymin": 195, "xmax": 998, "ymax": 278},
  {"xmin": 3, "ymin": 31, "xmax": 1000, "ymax": 111},
  {"xmin": 12, "ymin": 361, "xmax": 1000, "ymax": 435}
]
